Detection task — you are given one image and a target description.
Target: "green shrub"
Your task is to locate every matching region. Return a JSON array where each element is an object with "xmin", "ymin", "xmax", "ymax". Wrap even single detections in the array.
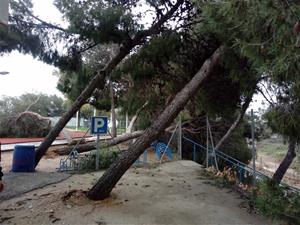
[
  {"xmin": 96, "ymin": 147, "xmax": 120, "ymax": 169},
  {"xmin": 79, "ymin": 147, "xmax": 121, "ymax": 172},
  {"xmin": 255, "ymin": 180, "xmax": 300, "ymax": 224}
]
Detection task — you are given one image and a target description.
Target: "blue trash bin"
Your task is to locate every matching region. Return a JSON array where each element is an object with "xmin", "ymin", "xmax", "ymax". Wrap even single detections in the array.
[{"xmin": 12, "ymin": 145, "xmax": 35, "ymax": 172}]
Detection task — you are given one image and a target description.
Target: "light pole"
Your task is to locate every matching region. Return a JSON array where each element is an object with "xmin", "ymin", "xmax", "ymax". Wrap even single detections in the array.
[{"xmin": 0, "ymin": 70, "xmax": 9, "ymax": 181}]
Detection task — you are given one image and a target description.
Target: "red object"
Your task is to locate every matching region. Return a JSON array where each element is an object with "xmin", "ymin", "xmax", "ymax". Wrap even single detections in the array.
[{"xmin": 0, "ymin": 131, "xmax": 91, "ymax": 145}]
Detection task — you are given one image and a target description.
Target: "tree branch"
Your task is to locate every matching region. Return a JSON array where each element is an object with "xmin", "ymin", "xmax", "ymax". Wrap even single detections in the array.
[
  {"xmin": 17, "ymin": 1, "xmax": 69, "ymax": 33},
  {"xmin": 215, "ymin": 90, "xmax": 255, "ymax": 150},
  {"xmin": 256, "ymin": 87, "xmax": 276, "ymax": 107}
]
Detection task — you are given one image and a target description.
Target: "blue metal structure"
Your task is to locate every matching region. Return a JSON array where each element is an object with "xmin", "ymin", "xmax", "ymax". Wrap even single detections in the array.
[{"xmin": 152, "ymin": 142, "xmax": 173, "ymax": 160}]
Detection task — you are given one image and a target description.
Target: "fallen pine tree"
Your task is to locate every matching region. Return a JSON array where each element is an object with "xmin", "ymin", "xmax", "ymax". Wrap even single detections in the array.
[
  {"xmin": 86, "ymin": 46, "xmax": 224, "ymax": 200},
  {"xmin": 52, "ymin": 130, "xmax": 143, "ymax": 155}
]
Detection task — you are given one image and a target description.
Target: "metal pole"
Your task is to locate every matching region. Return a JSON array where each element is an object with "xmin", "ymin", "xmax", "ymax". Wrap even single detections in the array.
[
  {"xmin": 193, "ymin": 144, "xmax": 196, "ymax": 162},
  {"xmin": 251, "ymin": 109, "xmax": 256, "ymax": 185},
  {"xmin": 178, "ymin": 115, "xmax": 182, "ymax": 159},
  {"xmin": 208, "ymin": 118, "xmax": 219, "ymax": 171},
  {"xmin": 143, "ymin": 150, "xmax": 147, "ymax": 165},
  {"xmin": 96, "ymin": 134, "xmax": 100, "ymax": 170},
  {"xmin": 76, "ymin": 111, "xmax": 80, "ymax": 131},
  {"xmin": 206, "ymin": 116, "xmax": 209, "ymax": 168},
  {"xmin": 160, "ymin": 121, "xmax": 179, "ymax": 163},
  {"xmin": 126, "ymin": 112, "xmax": 129, "ymax": 131}
]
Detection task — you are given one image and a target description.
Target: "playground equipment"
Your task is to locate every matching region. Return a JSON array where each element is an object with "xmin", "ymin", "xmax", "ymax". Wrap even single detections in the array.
[
  {"xmin": 152, "ymin": 142, "xmax": 173, "ymax": 161},
  {"xmin": 135, "ymin": 120, "xmax": 182, "ymax": 166}
]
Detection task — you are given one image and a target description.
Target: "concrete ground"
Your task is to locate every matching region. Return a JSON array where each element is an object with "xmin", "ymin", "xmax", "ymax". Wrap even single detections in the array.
[
  {"xmin": 0, "ymin": 160, "xmax": 277, "ymax": 225},
  {"xmin": 0, "ymin": 172, "xmax": 71, "ymax": 201}
]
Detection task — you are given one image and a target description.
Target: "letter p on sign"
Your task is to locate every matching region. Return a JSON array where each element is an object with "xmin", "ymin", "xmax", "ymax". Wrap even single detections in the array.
[{"xmin": 91, "ymin": 117, "xmax": 108, "ymax": 134}]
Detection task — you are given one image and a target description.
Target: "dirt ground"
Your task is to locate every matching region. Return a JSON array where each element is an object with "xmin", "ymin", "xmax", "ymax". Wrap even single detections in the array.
[
  {"xmin": 256, "ymin": 154, "xmax": 300, "ymax": 188},
  {"xmin": 1, "ymin": 150, "xmax": 63, "ymax": 172},
  {"xmin": 0, "ymin": 160, "xmax": 278, "ymax": 225}
]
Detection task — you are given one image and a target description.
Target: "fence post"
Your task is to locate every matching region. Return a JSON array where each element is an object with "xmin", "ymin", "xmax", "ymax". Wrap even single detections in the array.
[
  {"xmin": 206, "ymin": 116, "xmax": 209, "ymax": 168},
  {"xmin": 193, "ymin": 144, "xmax": 196, "ymax": 162},
  {"xmin": 125, "ymin": 112, "xmax": 129, "ymax": 131},
  {"xmin": 251, "ymin": 109, "xmax": 256, "ymax": 186},
  {"xmin": 95, "ymin": 134, "xmax": 100, "ymax": 170},
  {"xmin": 178, "ymin": 115, "xmax": 182, "ymax": 159}
]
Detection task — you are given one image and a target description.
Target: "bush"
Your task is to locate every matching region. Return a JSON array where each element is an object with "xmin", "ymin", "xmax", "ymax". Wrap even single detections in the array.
[
  {"xmin": 255, "ymin": 180, "xmax": 300, "ymax": 224},
  {"xmin": 79, "ymin": 147, "xmax": 121, "ymax": 172},
  {"xmin": 95, "ymin": 147, "xmax": 120, "ymax": 169}
]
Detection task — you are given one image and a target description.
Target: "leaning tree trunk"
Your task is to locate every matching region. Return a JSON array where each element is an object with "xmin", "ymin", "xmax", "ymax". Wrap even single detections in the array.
[
  {"xmin": 35, "ymin": 49, "xmax": 128, "ymax": 167},
  {"xmin": 34, "ymin": 1, "xmax": 184, "ymax": 167},
  {"xmin": 86, "ymin": 46, "xmax": 224, "ymax": 200},
  {"xmin": 110, "ymin": 81, "xmax": 117, "ymax": 138},
  {"xmin": 272, "ymin": 139, "xmax": 297, "ymax": 184}
]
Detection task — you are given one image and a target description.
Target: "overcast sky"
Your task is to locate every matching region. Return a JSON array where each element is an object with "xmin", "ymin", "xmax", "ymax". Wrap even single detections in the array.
[{"xmin": 0, "ymin": 0, "xmax": 63, "ymax": 97}]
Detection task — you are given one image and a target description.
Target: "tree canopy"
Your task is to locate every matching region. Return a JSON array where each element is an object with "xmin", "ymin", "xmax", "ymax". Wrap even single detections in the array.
[{"xmin": 0, "ymin": 93, "xmax": 66, "ymax": 117}]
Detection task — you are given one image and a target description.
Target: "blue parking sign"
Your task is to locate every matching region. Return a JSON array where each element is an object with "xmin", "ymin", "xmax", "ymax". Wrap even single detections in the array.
[{"xmin": 91, "ymin": 117, "xmax": 108, "ymax": 134}]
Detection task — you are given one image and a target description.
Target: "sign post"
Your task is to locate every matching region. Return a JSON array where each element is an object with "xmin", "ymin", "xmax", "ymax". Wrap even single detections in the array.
[{"xmin": 91, "ymin": 117, "xmax": 108, "ymax": 170}]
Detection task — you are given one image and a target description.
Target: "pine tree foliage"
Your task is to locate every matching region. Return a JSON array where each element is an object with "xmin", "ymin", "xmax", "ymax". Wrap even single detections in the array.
[
  {"xmin": 196, "ymin": 0, "xmax": 300, "ymax": 139},
  {"xmin": 198, "ymin": 0, "xmax": 300, "ymax": 80}
]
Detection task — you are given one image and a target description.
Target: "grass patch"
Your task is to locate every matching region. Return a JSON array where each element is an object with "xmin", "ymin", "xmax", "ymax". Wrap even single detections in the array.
[
  {"xmin": 257, "ymin": 139, "xmax": 300, "ymax": 172},
  {"xmin": 255, "ymin": 180, "xmax": 300, "ymax": 225},
  {"xmin": 257, "ymin": 140, "xmax": 287, "ymax": 160},
  {"xmin": 66, "ymin": 127, "xmax": 89, "ymax": 132}
]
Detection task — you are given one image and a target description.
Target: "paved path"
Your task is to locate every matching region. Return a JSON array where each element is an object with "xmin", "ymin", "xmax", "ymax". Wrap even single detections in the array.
[
  {"xmin": 0, "ymin": 161, "xmax": 276, "ymax": 225},
  {"xmin": 0, "ymin": 171, "xmax": 71, "ymax": 201}
]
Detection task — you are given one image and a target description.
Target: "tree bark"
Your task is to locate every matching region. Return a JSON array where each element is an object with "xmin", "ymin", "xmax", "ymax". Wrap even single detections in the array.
[
  {"xmin": 126, "ymin": 101, "xmax": 148, "ymax": 133},
  {"xmin": 110, "ymin": 81, "xmax": 117, "ymax": 138},
  {"xmin": 52, "ymin": 130, "xmax": 143, "ymax": 155},
  {"xmin": 76, "ymin": 110, "xmax": 81, "ymax": 131},
  {"xmin": 86, "ymin": 46, "xmax": 225, "ymax": 200},
  {"xmin": 272, "ymin": 139, "xmax": 297, "ymax": 184},
  {"xmin": 34, "ymin": 0, "xmax": 184, "ymax": 167}
]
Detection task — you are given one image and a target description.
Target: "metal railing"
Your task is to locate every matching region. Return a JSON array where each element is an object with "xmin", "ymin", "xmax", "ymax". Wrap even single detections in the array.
[{"xmin": 183, "ymin": 136, "xmax": 300, "ymax": 193}]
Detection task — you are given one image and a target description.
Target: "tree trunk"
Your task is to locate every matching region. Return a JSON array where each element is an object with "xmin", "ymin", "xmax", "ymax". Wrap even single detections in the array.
[
  {"xmin": 110, "ymin": 81, "xmax": 117, "ymax": 138},
  {"xmin": 52, "ymin": 130, "xmax": 143, "ymax": 155},
  {"xmin": 126, "ymin": 101, "xmax": 148, "ymax": 133},
  {"xmin": 272, "ymin": 139, "xmax": 296, "ymax": 184},
  {"xmin": 25, "ymin": 95, "xmax": 41, "ymax": 111},
  {"xmin": 215, "ymin": 92, "xmax": 254, "ymax": 150},
  {"xmin": 34, "ymin": 1, "xmax": 184, "ymax": 167},
  {"xmin": 86, "ymin": 46, "xmax": 224, "ymax": 200},
  {"xmin": 76, "ymin": 110, "xmax": 81, "ymax": 131}
]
